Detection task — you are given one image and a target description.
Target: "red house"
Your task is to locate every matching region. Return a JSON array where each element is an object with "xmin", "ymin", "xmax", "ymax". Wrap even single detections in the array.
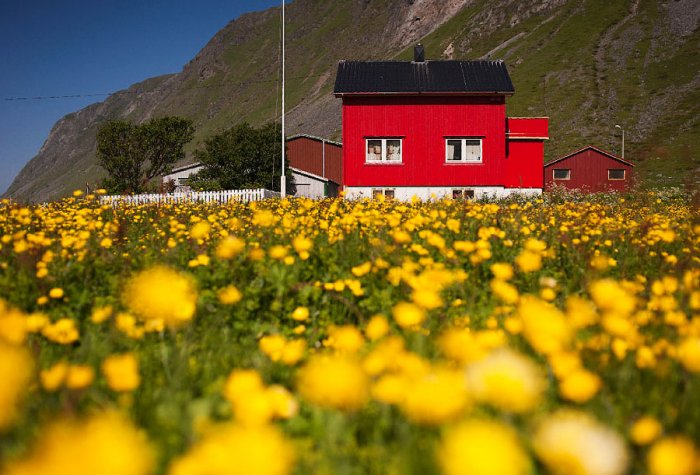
[
  {"xmin": 544, "ymin": 145, "xmax": 635, "ymax": 193},
  {"xmin": 333, "ymin": 45, "xmax": 548, "ymax": 200}
]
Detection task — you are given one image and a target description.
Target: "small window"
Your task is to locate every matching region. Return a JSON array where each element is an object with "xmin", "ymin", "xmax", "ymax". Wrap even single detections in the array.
[
  {"xmin": 372, "ymin": 188, "xmax": 395, "ymax": 199},
  {"xmin": 446, "ymin": 138, "xmax": 482, "ymax": 163},
  {"xmin": 452, "ymin": 189, "xmax": 475, "ymax": 200},
  {"xmin": 366, "ymin": 138, "xmax": 402, "ymax": 163},
  {"xmin": 608, "ymin": 169, "xmax": 625, "ymax": 180},
  {"xmin": 553, "ymin": 169, "xmax": 571, "ymax": 180}
]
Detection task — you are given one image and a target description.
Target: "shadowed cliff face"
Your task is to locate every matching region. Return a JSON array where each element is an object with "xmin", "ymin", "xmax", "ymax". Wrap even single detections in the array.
[{"xmin": 5, "ymin": 0, "xmax": 699, "ymax": 202}]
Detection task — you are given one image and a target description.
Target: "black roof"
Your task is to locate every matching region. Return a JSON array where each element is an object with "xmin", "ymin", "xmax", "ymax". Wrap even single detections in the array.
[{"xmin": 334, "ymin": 60, "xmax": 515, "ymax": 95}]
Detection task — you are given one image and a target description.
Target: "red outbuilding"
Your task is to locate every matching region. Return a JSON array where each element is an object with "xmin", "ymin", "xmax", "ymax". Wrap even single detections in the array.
[
  {"xmin": 286, "ymin": 134, "xmax": 343, "ymax": 188},
  {"xmin": 333, "ymin": 45, "xmax": 548, "ymax": 200},
  {"xmin": 544, "ymin": 145, "xmax": 635, "ymax": 193}
]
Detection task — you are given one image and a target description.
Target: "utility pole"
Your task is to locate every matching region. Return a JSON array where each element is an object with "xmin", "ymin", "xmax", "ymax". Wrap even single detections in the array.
[
  {"xmin": 615, "ymin": 124, "xmax": 625, "ymax": 159},
  {"xmin": 280, "ymin": 0, "xmax": 286, "ymax": 198}
]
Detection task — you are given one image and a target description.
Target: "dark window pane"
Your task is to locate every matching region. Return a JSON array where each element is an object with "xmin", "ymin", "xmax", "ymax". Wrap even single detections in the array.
[
  {"xmin": 553, "ymin": 169, "xmax": 570, "ymax": 180},
  {"xmin": 384, "ymin": 189, "xmax": 395, "ymax": 199},
  {"xmin": 447, "ymin": 140, "xmax": 462, "ymax": 161},
  {"xmin": 608, "ymin": 169, "xmax": 625, "ymax": 180}
]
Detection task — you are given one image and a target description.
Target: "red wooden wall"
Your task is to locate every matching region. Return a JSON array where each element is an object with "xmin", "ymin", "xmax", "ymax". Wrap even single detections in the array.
[
  {"xmin": 341, "ymin": 97, "xmax": 546, "ymax": 189},
  {"xmin": 505, "ymin": 118, "xmax": 549, "ymax": 189},
  {"xmin": 544, "ymin": 147, "xmax": 634, "ymax": 192},
  {"xmin": 287, "ymin": 136, "xmax": 342, "ymax": 186},
  {"xmin": 342, "ymin": 95, "xmax": 528, "ymax": 187}
]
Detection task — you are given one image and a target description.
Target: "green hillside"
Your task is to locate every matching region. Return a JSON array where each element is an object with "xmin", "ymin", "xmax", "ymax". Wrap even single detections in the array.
[{"xmin": 5, "ymin": 0, "xmax": 698, "ymax": 202}]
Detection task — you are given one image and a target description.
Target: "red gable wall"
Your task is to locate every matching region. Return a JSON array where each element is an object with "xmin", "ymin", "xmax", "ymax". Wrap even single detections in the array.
[
  {"xmin": 544, "ymin": 147, "xmax": 634, "ymax": 192},
  {"xmin": 342, "ymin": 96, "xmax": 505, "ymax": 187}
]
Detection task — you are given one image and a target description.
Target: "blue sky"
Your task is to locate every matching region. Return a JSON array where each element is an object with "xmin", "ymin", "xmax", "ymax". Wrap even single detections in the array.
[{"xmin": 0, "ymin": 0, "xmax": 281, "ymax": 194}]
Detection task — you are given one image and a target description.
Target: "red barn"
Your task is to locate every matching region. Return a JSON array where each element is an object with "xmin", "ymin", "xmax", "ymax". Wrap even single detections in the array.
[
  {"xmin": 286, "ymin": 134, "xmax": 343, "ymax": 187},
  {"xmin": 544, "ymin": 145, "xmax": 635, "ymax": 193},
  {"xmin": 333, "ymin": 45, "xmax": 548, "ymax": 200}
]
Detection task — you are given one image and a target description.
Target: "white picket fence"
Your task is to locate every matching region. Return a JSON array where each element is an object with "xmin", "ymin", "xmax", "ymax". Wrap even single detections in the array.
[{"xmin": 100, "ymin": 188, "xmax": 280, "ymax": 206}]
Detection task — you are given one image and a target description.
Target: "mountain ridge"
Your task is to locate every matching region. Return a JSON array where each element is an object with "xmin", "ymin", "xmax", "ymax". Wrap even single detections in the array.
[{"xmin": 5, "ymin": 0, "xmax": 699, "ymax": 202}]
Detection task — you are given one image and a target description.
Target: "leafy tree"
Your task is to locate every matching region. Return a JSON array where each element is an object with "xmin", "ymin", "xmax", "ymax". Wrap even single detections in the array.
[
  {"xmin": 97, "ymin": 116, "xmax": 194, "ymax": 194},
  {"xmin": 188, "ymin": 122, "xmax": 295, "ymax": 194}
]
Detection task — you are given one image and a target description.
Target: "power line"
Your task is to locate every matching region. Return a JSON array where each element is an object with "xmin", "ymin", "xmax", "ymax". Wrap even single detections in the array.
[{"xmin": 2, "ymin": 71, "xmax": 334, "ymax": 102}]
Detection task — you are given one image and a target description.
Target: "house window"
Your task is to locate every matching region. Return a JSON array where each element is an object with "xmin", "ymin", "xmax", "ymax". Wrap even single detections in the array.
[
  {"xmin": 446, "ymin": 138, "xmax": 482, "ymax": 163},
  {"xmin": 452, "ymin": 189, "xmax": 475, "ymax": 200},
  {"xmin": 608, "ymin": 169, "xmax": 625, "ymax": 180},
  {"xmin": 372, "ymin": 188, "xmax": 395, "ymax": 199},
  {"xmin": 366, "ymin": 139, "xmax": 402, "ymax": 162},
  {"xmin": 553, "ymin": 169, "xmax": 571, "ymax": 180}
]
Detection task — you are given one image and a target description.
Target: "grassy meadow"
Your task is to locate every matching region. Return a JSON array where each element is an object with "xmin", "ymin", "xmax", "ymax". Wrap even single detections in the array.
[{"xmin": 0, "ymin": 189, "xmax": 699, "ymax": 475}]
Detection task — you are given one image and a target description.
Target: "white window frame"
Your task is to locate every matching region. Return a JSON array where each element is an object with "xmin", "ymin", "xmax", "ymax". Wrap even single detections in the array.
[
  {"xmin": 365, "ymin": 138, "xmax": 403, "ymax": 163},
  {"xmin": 553, "ymin": 169, "xmax": 571, "ymax": 180},
  {"xmin": 608, "ymin": 169, "xmax": 625, "ymax": 180},
  {"xmin": 445, "ymin": 138, "xmax": 483, "ymax": 163},
  {"xmin": 371, "ymin": 188, "xmax": 395, "ymax": 199}
]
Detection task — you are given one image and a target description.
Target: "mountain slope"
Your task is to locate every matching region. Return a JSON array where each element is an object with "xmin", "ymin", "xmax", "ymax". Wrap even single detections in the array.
[{"xmin": 5, "ymin": 0, "xmax": 699, "ymax": 202}]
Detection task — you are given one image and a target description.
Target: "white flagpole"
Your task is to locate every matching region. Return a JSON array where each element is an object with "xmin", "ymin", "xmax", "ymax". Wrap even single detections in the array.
[{"xmin": 280, "ymin": 0, "xmax": 286, "ymax": 198}]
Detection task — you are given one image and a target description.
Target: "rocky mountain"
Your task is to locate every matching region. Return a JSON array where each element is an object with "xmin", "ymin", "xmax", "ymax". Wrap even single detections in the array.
[{"xmin": 5, "ymin": 0, "xmax": 699, "ymax": 202}]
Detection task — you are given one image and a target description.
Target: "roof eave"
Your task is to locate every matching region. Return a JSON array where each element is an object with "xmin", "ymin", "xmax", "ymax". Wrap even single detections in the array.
[{"xmin": 334, "ymin": 91, "xmax": 514, "ymax": 97}]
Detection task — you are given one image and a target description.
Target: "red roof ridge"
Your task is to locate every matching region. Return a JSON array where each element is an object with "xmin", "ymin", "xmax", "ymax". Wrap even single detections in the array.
[{"xmin": 544, "ymin": 145, "xmax": 635, "ymax": 167}]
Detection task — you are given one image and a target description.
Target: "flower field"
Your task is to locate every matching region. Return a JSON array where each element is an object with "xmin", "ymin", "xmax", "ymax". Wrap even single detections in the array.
[{"xmin": 0, "ymin": 190, "xmax": 699, "ymax": 475}]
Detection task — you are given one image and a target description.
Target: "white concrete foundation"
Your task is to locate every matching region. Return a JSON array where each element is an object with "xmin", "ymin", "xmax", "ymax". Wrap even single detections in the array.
[{"xmin": 344, "ymin": 186, "xmax": 542, "ymax": 201}]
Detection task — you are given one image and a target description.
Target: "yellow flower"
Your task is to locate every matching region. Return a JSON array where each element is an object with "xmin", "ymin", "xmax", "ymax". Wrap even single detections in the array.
[
  {"xmin": 438, "ymin": 419, "xmax": 530, "ymax": 475},
  {"xmin": 589, "ymin": 279, "xmax": 636, "ymax": 317},
  {"xmin": 677, "ymin": 337, "xmax": 700, "ymax": 372},
  {"xmin": 90, "ymin": 305, "xmax": 113, "ymax": 324},
  {"xmin": 518, "ymin": 296, "xmax": 571, "ymax": 355},
  {"xmin": 558, "ymin": 368, "xmax": 602, "ymax": 403},
  {"xmin": 411, "ymin": 288, "xmax": 443, "ymax": 310},
  {"xmin": 365, "ymin": 315, "xmax": 389, "ymax": 341},
  {"xmin": 533, "ymin": 411, "xmax": 628, "ymax": 475},
  {"xmin": 630, "ymin": 416, "xmax": 662, "ymax": 445},
  {"xmin": 40, "ymin": 361, "xmax": 69, "ymax": 391},
  {"xmin": 49, "ymin": 287, "xmax": 64, "ymax": 299},
  {"xmin": 491, "ymin": 262, "xmax": 514, "ymax": 280},
  {"xmin": 515, "ymin": 250, "xmax": 542, "ymax": 272},
  {"xmin": 66, "ymin": 365, "xmax": 95, "ymax": 390},
  {"xmin": 297, "ymin": 354, "xmax": 368, "ymax": 411},
  {"xmin": 101, "ymin": 353, "xmax": 140, "ymax": 392},
  {"xmin": 4, "ymin": 412, "xmax": 154, "ymax": 475},
  {"xmin": 218, "ymin": 285, "xmax": 242, "ymax": 305},
  {"xmin": 0, "ymin": 304, "xmax": 27, "ymax": 345},
  {"xmin": 189, "ymin": 221, "xmax": 210, "ymax": 240},
  {"xmin": 325, "ymin": 325, "xmax": 365, "ymax": 354},
  {"xmin": 168, "ymin": 423, "xmax": 295, "ymax": 475},
  {"xmin": 392, "ymin": 302, "xmax": 426, "ymax": 329},
  {"xmin": 123, "ymin": 266, "xmax": 197, "ymax": 327},
  {"xmin": 268, "ymin": 245, "xmax": 288, "ymax": 260},
  {"xmin": 371, "ymin": 374, "xmax": 410, "ymax": 404},
  {"xmin": 466, "ymin": 348, "xmax": 545, "ymax": 413},
  {"xmin": 223, "ymin": 369, "xmax": 298, "ymax": 426},
  {"xmin": 292, "ymin": 235, "xmax": 312, "ymax": 260},
  {"xmin": 0, "ymin": 343, "xmax": 32, "ymax": 430},
  {"xmin": 42, "ymin": 318, "xmax": 80, "ymax": 344},
  {"xmin": 400, "ymin": 368, "xmax": 469, "ymax": 425},
  {"xmin": 491, "ymin": 279, "xmax": 519, "ymax": 304},
  {"xmin": 647, "ymin": 437, "xmax": 697, "ymax": 475},
  {"xmin": 351, "ymin": 261, "xmax": 372, "ymax": 277},
  {"xmin": 290, "ymin": 306, "xmax": 309, "ymax": 322},
  {"xmin": 215, "ymin": 236, "xmax": 245, "ymax": 259}
]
